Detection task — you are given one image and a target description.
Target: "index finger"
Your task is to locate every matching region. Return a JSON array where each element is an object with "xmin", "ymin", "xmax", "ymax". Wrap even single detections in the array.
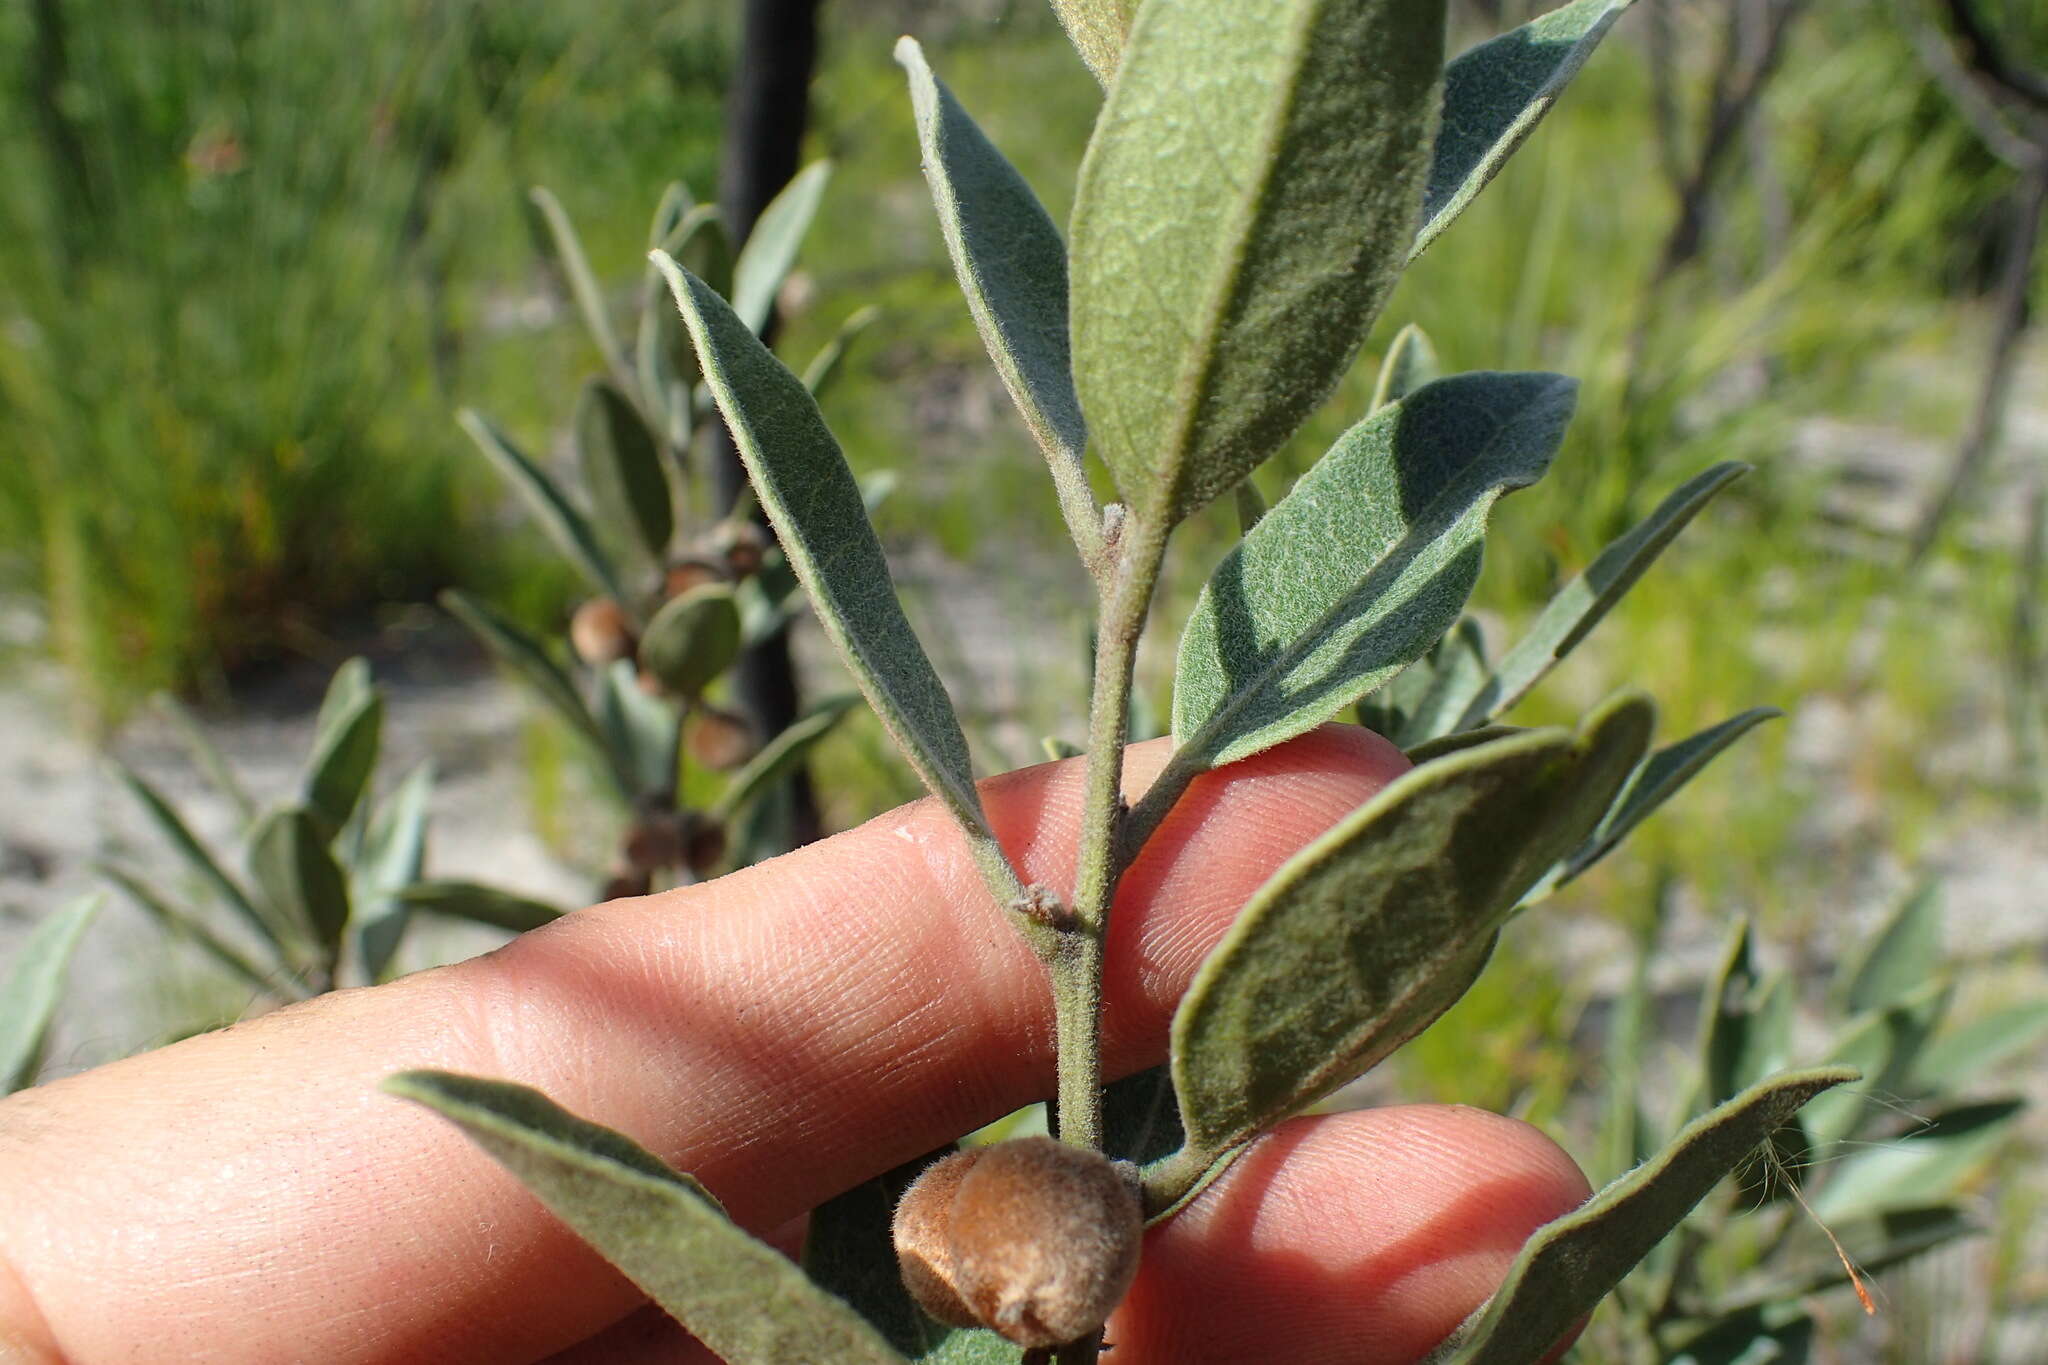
[{"xmin": 0, "ymin": 726, "xmax": 1409, "ymax": 1364}]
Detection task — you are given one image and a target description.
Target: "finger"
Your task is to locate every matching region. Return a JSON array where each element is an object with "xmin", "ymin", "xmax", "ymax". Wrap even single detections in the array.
[
  {"xmin": 0, "ymin": 726, "xmax": 1410, "ymax": 1364},
  {"xmin": 1112, "ymin": 1105, "xmax": 1592, "ymax": 1364}
]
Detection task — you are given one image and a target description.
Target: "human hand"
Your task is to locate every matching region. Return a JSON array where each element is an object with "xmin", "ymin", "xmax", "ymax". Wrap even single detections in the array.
[{"xmin": 0, "ymin": 727, "xmax": 1588, "ymax": 1364}]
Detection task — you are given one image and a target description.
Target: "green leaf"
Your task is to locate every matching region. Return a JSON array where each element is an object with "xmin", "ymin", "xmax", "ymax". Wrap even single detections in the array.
[
  {"xmin": 1169, "ymin": 695, "xmax": 1652, "ymax": 1161},
  {"xmin": 530, "ymin": 186, "xmax": 628, "ymax": 383},
  {"xmin": 670, "ymin": 203, "xmax": 734, "ymax": 298},
  {"xmin": 1069, "ymin": 0, "xmax": 1446, "ymax": 524},
  {"xmin": 1913, "ymin": 1000, "xmax": 2048, "ymax": 1091},
  {"xmin": 1404, "ymin": 724, "xmax": 1525, "ymax": 766},
  {"xmin": 111, "ymin": 761, "xmax": 293, "ymax": 965},
  {"xmin": 1811, "ymin": 1099, "xmax": 2022, "ymax": 1224},
  {"xmin": 1836, "ymin": 880, "xmax": 1942, "ymax": 1017},
  {"xmin": 1389, "ymin": 616, "xmax": 1491, "ymax": 748},
  {"xmin": 919, "ymin": 1332, "xmax": 1023, "ymax": 1364},
  {"xmin": 576, "ymin": 378, "xmax": 674, "ymax": 564},
  {"xmin": 804, "ymin": 1150, "xmax": 958, "ymax": 1356},
  {"xmin": 248, "ymin": 806, "xmax": 350, "ymax": 967},
  {"xmin": 1412, "ymin": 0, "xmax": 1636, "ymax": 261},
  {"xmin": 386, "ymin": 1071, "xmax": 910, "ymax": 1365},
  {"xmin": 1555, "ymin": 707, "xmax": 1783, "ymax": 886},
  {"xmin": 398, "ymin": 881, "xmax": 565, "ymax": 935},
  {"xmin": 593, "ymin": 659, "xmax": 679, "ymax": 797},
  {"xmin": 1171, "ymin": 373, "xmax": 1573, "ymax": 774},
  {"xmin": 1697, "ymin": 919, "xmax": 1761, "ymax": 1108},
  {"xmin": 647, "ymin": 180, "xmax": 695, "ymax": 251},
  {"xmin": 458, "ymin": 410, "xmax": 629, "ymax": 609},
  {"xmin": 1666, "ymin": 1306, "xmax": 1815, "ymax": 1365},
  {"xmin": 1040, "ymin": 736, "xmax": 1084, "ymax": 763},
  {"xmin": 640, "ymin": 584, "xmax": 741, "ymax": 699},
  {"xmin": 712, "ymin": 693, "xmax": 861, "ymax": 823},
  {"xmin": 802, "ymin": 306, "xmax": 880, "ymax": 400},
  {"xmin": 731, "ymin": 161, "xmax": 832, "ymax": 335},
  {"xmin": 353, "ymin": 761, "xmax": 435, "ymax": 984},
  {"xmin": 1438, "ymin": 1067, "xmax": 1859, "ymax": 1365},
  {"xmin": 99, "ymin": 863, "xmax": 280, "ymax": 997},
  {"xmin": 1457, "ymin": 462, "xmax": 1749, "ymax": 727},
  {"xmin": 439, "ymin": 590, "xmax": 633, "ymax": 798},
  {"xmin": 1371, "ymin": 323, "xmax": 1442, "ymax": 411},
  {"xmin": 1232, "ymin": 478, "xmax": 1267, "ymax": 535},
  {"xmin": 897, "ymin": 39, "xmax": 1088, "ymax": 488},
  {"xmin": 1047, "ymin": 0, "xmax": 1136, "ymax": 85},
  {"xmin": 152, "ymin": 693, "xmax": 255, "ymax": 822},
  {"xmin": 1802, "ymin": 980, "xmax": 1952, "ymax": 1147},
  {"xmin": 0, "ymin": 895, "xmax": 99, "ymax": 1091},
  {"xmin": 657, "ymin": 258, "xmax": 995, "ymax": 853},
  {"xmin": 302, "ymin": 659, "xmax": 383, "ymax": 841}
]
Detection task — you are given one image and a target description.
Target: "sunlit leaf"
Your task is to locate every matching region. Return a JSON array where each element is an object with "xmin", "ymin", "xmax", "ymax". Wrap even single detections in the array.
[
  {"xmin": 99, "ymin": 863, "xmax": 280, "ymax": 997},
  {"xmin": 731, "ymin": 161, "xmax": 832, "ymax": 335},
  {"xmin": 303, "ymin": 659, "xmax": 383, "ymax": 840},
  {"xmin": 0, "ymin": 896, "xmax": 99, "ymax": 1091},
  {"xmin": 531, "ymin": 186, "xmax": 629, "ymax": 384},
  {"xmin": 1836, "ymin": 880, "xmax": 1942, "ymax": 1017},
  {"xmin": 386, "ymin": 1071, "xmax": 910, "ymax": 1364},
  {"xmin": 712, "ymin": 693, "xmax": 861, "ymax": 822},
  {"xmin": 1370, "ymin": 324, "xmax": 1442, "ymax": 411},
  {"xmin": 353, "ymin": 761, "xmax": 435, "ymax": 984},
  {"xmin": 1913, "ymin": 1000, "xmax": 2048, "ymax": 1091},
  {"xmin": 1047, "ymin": 0, "xmax": 1137, "ymax": 85},
  {"xmin": 1811, "ymin": 1099, "xmax": 2022, "ymax": 1224},
  {"xmin": 248, "ymin": 806, "xmax": 350, "ymax": 967},
  {"xmin": 111, "ymin": 761, "xmax": 295, "ymax": 964},
  {"xmin": 1802, "ymin": 980, "xmax": 1952, "ymax": 1147},
  {"xmin": 457, "ymin": 410, "xmax": 629, "ymax": 609},
  {"xmin": 1069, "ymin": 0, "xmax": 1446, "ymax": 524},
  {"xmin": 398, "ymin": 881, "xmax": 565, "ymax": 935}
]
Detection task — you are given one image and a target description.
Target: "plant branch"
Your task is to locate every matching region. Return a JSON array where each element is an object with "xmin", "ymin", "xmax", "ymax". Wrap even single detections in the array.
[{"xmin": 1938, "ymin": 0, "xmax": 2048, "ymax": 114}]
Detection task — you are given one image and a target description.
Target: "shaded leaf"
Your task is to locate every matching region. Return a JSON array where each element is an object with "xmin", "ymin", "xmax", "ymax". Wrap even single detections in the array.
[
  {"xmin": 802, "ymin": 305, "xmax": 880, "ymax": 400},
  {"xmin": 1555, "ymin": 707, "xmax": 1782, "ymax": 886},
  {"xmin": 1439, "ymin": 1067, "xmax": 1858, "ymax": 1365},
  {"xmin": 1170, "ymin": 695, "xmax": 1652, "ymax": 1161},
  {"xmin": 1836, "ymin": 880, "xmax": 1942, "ymax": 1017},
  {"xmin": 576, "ymin": 378, "xmax": 674, "ymax": 564},
  {"xmin": 399, "ymin": 881, "xmax": 565, "ymax": 935},
  {"xmin": 111, "ymin": 761, "xmax": 291, "ymax": 963},
  {"xmin": 898, "ymin": 39, "xmax": 1089, "ymax": 518},
  {"xmin": 99, "ymin": 863, "xmax": 280, "ymax": 997},
  {"xmin": 1171, "ymin": 373, "xmax": 1573, "ymax": 774},
  {"xmin": 1457, "ymin": 461, "xmax": 1750, "ymax": 728},
  {"xmin": 1697, "ymin": 919, "xmax": 1761, "ymax": 1109},
  {"xmin": 1371, "ymin": 324, "xmax": 1441, "ymax": 411},
  {"xmin": 1812, "ymin": 1099, "xmax": 2022, "ymax": 1224},
  {"xmin": 0, "ymin": 895, "xmax": 99, "ymax": 1091},
  {"xmin": 530, "ymin": 186, "xmax": 628, "ymax": 384},
  {"xmin": 1047, "ymin": 0, "xmax": 1136, "ymax": 85},
  {"xmin": 918, "ymin": 1331, "xmax": 1023, "ymax": 1364},
  {"xmin": 731, "ymin": 161, "xmax": 832, "ymax": 335},
  {"xmin": 1103, "ymin": 1063, "xmax": 1184, "ymax": 1168},
  {"xmin": 1069, "ymin": 0, "xmax": 1446, "ymax": 524},
  {"xmin": 353, "ymin": 761, "xmax": 435, "ymax": 984},
  {"xmin": 805, "ymin": 1149, "xmax": 957, "ymax": 1356},
  {"xmin": 1666, "ymin": 1306, "xmax": 1815, "ymax": 1365},
  {"xmin": 1413, "ymin": 0, "xmax": 1636, "ymax": 260},
  {"xmin": 458, "ymin": 410, "xmax": 628, "ymax": 609},
  {"xmin": 594, "ymin": 659, "xmax": 682, "ymax": 797},
  {"xmin": 1389, "ymin": 616, "xmax": 1491, "ymax": 748},
  {"xmin": 657, "ymin": 259, "xmax": 993, "ymax": 850},
  {"xmin": 712, "ymin": 693, "xmax": 861, "ymax": 822},
  {"xmin": 303, "ymin": 659, "xmax": 383, "ymax": 840},
  {"xmin": 1233, "ymin": 478, "xmax": 1267, "ymax": 535},
  {"xmin": 641, "ymin": 584, "xmax": 741, "ymax": 699},
  {"xmin": 646, "ymin": 180, "xmax": 694, "ymax": 251},
  {"xmin": 386, "ymin": 1071, "xmax": 909, "ymax": 1364},
  {"xmin": 1405, "ymin": 724, "xmax": 1524, "ymax": 766},
  {"xmin": 248, "ymin": 806, "xmax": 350, "ymax": 967}
]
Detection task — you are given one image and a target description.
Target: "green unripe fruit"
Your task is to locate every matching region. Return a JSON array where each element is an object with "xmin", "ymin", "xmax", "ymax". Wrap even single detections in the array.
[
  {"xmin": 945, "ymin": 1137, "xmax": 1143, "ymax": 1349},
  {"xmin": 890, "ymin": 1148, "xmax": 985, "ymax": 1330}
]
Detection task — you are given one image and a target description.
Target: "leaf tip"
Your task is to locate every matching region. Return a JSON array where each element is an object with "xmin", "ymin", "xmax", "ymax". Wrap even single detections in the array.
[{"xmin": 892, "ymin": 33, "xmax": 922, "ymax": 67}]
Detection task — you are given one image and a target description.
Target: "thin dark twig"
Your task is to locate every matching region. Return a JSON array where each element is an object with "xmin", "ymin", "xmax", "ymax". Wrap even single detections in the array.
[{"xmin": 1939, "ymin": 0, "xmax": 2048, "ymax": 113}]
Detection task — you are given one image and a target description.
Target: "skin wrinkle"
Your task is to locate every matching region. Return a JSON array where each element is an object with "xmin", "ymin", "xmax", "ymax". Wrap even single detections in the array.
[{"xmin": 1, "ymin": 723, "xmax": 1600, "ymax": 1365}]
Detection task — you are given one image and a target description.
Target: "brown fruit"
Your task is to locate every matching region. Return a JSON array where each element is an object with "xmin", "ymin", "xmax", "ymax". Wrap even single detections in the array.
[
  {"xmin": 622, "ymin": 813, "xmax": 686, "ymax": 872},
  {"xmin": 717, "ymin": 521, "xmax": 767, "ymax": 579},
  {"xmin": 946, "ymin": 1138, "xmax": 1142, "ymax": 1349},
  {"xmin": 569, "ymin": 598, "xmax": 636, "ymax": 667},
  {"xmin": 663, "ymin": 556, "xmax": 728, "ymax": 599},
  {"xmin": 891, "ymin": 1149, "xmax": 985, "ymax": 1330},
  {"xmin": 683, "ymin": 815, "xmax": 728, "ymax": 877},
  {"xmin": 686, "ymin": 706, "xmax": 758, "ymax": 771},
  {"xmin": 599, "ymin": 867, "xmax": 651, "ymax": 901}
]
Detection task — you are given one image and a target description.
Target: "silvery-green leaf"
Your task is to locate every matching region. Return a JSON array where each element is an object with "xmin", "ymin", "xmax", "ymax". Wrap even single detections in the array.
[
  {"xmin": 1802, "ymin": 980, "xmax": 1951, "ymax": 1147},
  {"xmin": 1405, "ymin": 724, "xmax": 1524, "ymax": 765},
  {"xmin": 1438, "ymin": 1067, "xmax": 1858, "ymax": 1365},
  {"xmin": 1233, "ymin": 478, "xmax": 1267, "ymax": 534},
  {"xmin": 593, "ymin": 659, "xmax": 681, "ymax": 796},
  {"xmin": 1413, "ymin": 0, "xmax": 1636, "ymax": 261},
  {"xmin": 712, "ymin": 693, "xmax": 861, "ymax": 822},
  {"xmin": 248, "ymin": 806, "xmax": 350, "ymax": 966},
  {"xmin": 1458, "ymin": 462, "xmax": 1749, "ymax": 727},
  {"xmin": 1390, "ymin": 616, "xmax": 1491, "ymax": 747},
  {"xmin": 439, "ymin": 590, "xmax": 632, "ymax": 798},
  {"xmin": 1555, "ymin": 706, "xmax": 1782, "ymax": 885},
  {"xmin": 1811, "ymin": 1099, "xmax": 2022, "ymax": 1225},
  {"xmin": 111, "ymin": 761, "xmax": 290, "ymax": 962},
  {"xmin": 153, "ymin": 694, "xmax": 254, "ymax": 822},
  {"xmin": 804, "ymin": 1149, "xmax": 957, "ymax": 1356},
  {"xmin": 458, "ymin": 410, "xmax": 629, "ymax": 610},
  {"xmin": 671, "ymin": 203, "xmax": 734, "ymax": 300},
  {"xmin": 1041, "ymin": 737, "xmax": 1084, "ymax": 763},
  {"xmin": 1836, "ymin": 880, "xmax": 1942, "ymax": 1017},
  {"xmin": 1698, "ymin": 919, "xmax": 1762, "ymax": 1109},
  {"xmin": 1069, "ymin": 0, "xmax": 1446, "ymax": 524},
  {"xmin": 576, "ymin": 378, "xmax": 674, "ymax": 564},
  {"xmin": 920, "ymin": 1332, "xmax": 1023, "ymax": 1364},
  {"xmin": 99, "ymin": 863, "xmax": 280, "ymax": 997},
  {"xmin": 1913, "ymin": 1000, "xmax": 2048, "ymax": 1091},
  {"xmin": 897, "ymin": 38, "xmax": 1090, "ymax": 533},
  {"xmin": 1169, "ymin": 694, "xmax": 1652, "ymax": 1161},
  {"xmin": 386, "ymin": 1071, "xmax": 910, "ymax": 1365},
  {"xmin": 1047, "ymin": 0, "xmax": 1136, "ymax": 85},
  {"xmin": 731, "ymin": 161, "xmax": 832, "ymax": 335},
  {"xmin": 657, "ymin": 258, "xmax": 995, "ymax": 856},
  {"xmin": 303, "ymin": 661, "xmax": 383, "ymax": 841},
  {"xmin": 802, "ymin": 306, "xmax": 880, "ymax": 400},
  {"xmin": 530, "ymin": 186, "xmax": 628, "ymax": 384},
  {"xmin": 1371, "ymin": 324, "xmax": 1442, "ymax": 411},
  {"xmin": 0, "ymin": 895, "xmax": 99, "ymax": 1091},
  {"xmin": 648, "ymin": 181, "xmax": 694, "ymax": 250},
  {"xmin": 641, "ymin": 584, "xmax": 741, "ymax": 699},
  {"xmin": 353, "ymin": 761, "xmax": 435, "ymax": 984},
  {"xmin": 398, "ymin": 881, "xmax": 564, "ymax": 934},
  {"xmin": 1170, "ymin": 373, "xmax": 1573, "ymax": 775}
]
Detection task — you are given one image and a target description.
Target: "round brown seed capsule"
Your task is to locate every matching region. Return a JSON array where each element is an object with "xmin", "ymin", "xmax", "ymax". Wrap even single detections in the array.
[
  {"xmin": 890, "ymin": 1148, "xmax": 985, "ymax": 1330},
  {"xmin": 947, "ymin": 1137, "xmax": 1143, "ymax": 1349},
  {"xmin": 685, "ymin": 705, "xmax": 759, "ymax": 771},
  {"xmin": 716, "ymin": 521, "xmax": 767, "ymax": 579},
  {"xmin": 663, "ymin": 556, "xmax": 728, "ymax": 599},
  {"xmin": 569, "ymin": 598, "xmax": 636, "ymax": 667}
]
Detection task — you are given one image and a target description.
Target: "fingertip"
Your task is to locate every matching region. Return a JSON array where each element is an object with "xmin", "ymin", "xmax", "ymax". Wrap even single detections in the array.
[{"xmin": 1111, "ymin": 1105, "xmax": 1589, "ymax": 1364}]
